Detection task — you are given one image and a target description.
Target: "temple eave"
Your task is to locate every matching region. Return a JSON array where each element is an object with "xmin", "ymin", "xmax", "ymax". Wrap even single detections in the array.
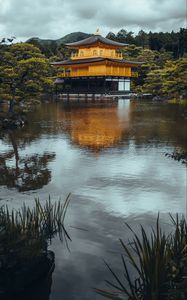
[
  {"xmin": 65, "ymin": 35, "xmax": 128, "ymax": 48},
  {"xmin": 52, "ymin": 58, "xmax": 143, "ymax": 67},
  {"xmin": 55, "ymin": 76, "xmax": 138, "ymax": 81}
]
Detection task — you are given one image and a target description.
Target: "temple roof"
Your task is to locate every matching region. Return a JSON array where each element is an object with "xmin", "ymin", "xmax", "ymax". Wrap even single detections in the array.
[
  {"xmin": 52, "ymin": 57, "xmax": 143, "ymax": 66},
  {"xmin": 65, "ymin": 35, "xmax": 128, "ymax": 48}
]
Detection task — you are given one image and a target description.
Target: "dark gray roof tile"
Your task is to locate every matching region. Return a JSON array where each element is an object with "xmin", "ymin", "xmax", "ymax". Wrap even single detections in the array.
[{"xmin": 65, "ymin": 35, "xmax": 128, "ymax": 48}]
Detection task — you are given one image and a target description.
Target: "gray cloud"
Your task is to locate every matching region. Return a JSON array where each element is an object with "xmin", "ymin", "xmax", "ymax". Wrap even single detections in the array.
[{"xmin": 0, "ymin": 0, "xmax": 186, "ymax": 40}]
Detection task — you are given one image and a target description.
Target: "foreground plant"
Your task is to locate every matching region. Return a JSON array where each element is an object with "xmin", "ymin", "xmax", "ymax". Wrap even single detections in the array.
[
  {"xmin": 0, "ymin": 195, "xmax": 71, "ymax": 258},
  {"xmin": 0, "ymin": 195, "xmax": 71, "ymax": 297},
  {"xmin": 96, "ymin": 215, "xmax": 187, "ymax": 300}
]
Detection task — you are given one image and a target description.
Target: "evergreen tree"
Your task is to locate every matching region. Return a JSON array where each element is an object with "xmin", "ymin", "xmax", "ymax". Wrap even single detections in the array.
[{"xmin": 0, "ymin": 43, "xmax": 54, "ymax": 110}]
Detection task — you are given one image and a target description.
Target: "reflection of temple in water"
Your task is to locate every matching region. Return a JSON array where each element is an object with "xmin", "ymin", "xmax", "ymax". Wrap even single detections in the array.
[{"xmin": 57, "ymin": 101, "xmax": 130, "ymax": 151}]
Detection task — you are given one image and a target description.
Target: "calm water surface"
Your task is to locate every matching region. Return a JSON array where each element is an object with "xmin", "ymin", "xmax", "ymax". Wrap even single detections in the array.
[{"xmin": 0, "ymin": 100, "xmax": 186, "ymax": 299}]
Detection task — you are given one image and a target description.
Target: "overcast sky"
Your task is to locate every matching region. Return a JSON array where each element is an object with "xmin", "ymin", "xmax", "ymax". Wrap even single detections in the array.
[{"xmin": 0, "ymin": 0, "xmax": 186, "ymax": 41}]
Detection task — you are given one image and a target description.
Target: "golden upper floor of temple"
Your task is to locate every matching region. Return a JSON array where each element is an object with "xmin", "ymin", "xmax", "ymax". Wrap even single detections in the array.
[
  {"xmin": 65, "ymin": 32, "xmax": 128, "ymax": 60},
  {"xmin": 71, "ymin": 48, "xmax": 123, "ymax": 60}
]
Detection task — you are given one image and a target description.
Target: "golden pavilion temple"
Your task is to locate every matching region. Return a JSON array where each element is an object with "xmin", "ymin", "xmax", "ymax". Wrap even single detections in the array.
[{"xmin": 52, "ymin": 29, "xmax": 142, "ymax": 94}]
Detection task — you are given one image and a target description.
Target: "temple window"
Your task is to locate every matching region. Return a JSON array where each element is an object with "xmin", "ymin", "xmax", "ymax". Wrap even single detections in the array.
[{"xmin": 93, "ymin": 50, "xmax": 97, "ymax": 56}]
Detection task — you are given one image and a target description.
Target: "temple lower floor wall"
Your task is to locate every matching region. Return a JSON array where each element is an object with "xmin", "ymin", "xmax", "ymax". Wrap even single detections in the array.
[{"xmin": 55, "ymin": 77, "xmax": 131, "ymax": 94}]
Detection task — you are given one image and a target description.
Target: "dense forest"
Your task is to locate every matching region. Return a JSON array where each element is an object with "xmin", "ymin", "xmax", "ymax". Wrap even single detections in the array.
[
  {"xmin": 0, "ymin": 28, "xmax": 187, "ymax": 107},
  {"xmin": 107, "ymin": 28, "xmax": 187, "ymax": 58},
  {"xmin": 26, "ymin": 28, "xmax": 187, "ymax": 59}
]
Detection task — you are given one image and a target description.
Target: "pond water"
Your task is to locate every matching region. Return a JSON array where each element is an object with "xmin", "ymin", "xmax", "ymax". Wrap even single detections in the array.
[{"xmin": 0, "ymin": 99, "xmax": 186, "ymax": 300}]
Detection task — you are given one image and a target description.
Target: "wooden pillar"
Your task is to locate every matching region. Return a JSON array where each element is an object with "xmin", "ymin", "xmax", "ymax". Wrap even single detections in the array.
[
  {"xmin": 70, "ymin": 78, "xmax": 72, "ymax": 91},
  {"xmin": 104, "ymin": 77, "xmax": 106, "ymax": 94},
  {"xmin": 92, "ymin": 93, "xmax": 95, "ymax": 103},
  {"xmin": 88, "ymin": 77, "xmax": 90, "ymax": 91}
]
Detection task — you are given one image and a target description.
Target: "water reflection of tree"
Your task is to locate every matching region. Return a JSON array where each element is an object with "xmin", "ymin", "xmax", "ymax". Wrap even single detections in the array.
[
  {"xmin": 0, "ymin": 131, "xmax": 55, "ymax": 192},
  {"xmin": 129, "ymin": 101, "xmax": 187, "ymax": 150}
]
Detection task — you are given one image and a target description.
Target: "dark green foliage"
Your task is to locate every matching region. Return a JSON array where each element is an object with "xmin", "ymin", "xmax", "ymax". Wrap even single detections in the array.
[
  {"xmin": 0, "ymin": 42, "xmax": 55, "ymax": 108},
  {"xmin": 121, "ymin": 43, "xmax": 187, "ymax": 97},
  {"xmin": 116, "ymin": 29, "xmax": 135, "ymax": 44},
  {"xmin": 142, "ymin": 58, "xmax": 187, "ymax": 97},
  {"xmin": 96, "ymin": 215, "xmax": 187, "ymax": 300},
  {"xmin": 107, "ymin": 28, "xmax": 187, "ymax": 59}
]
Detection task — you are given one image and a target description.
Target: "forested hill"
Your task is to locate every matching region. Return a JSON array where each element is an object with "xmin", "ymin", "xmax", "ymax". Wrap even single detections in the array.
[
  {"xmin": 27, "ymin": 32, "xmax": 91, "ymax": 46},
  {"xmin": 26, "ymin": 32, "xmax": 91, "ymax": 56},
  {"xmin": 27, "ymin": 28, "xmax": 187, "ymax": 59}
]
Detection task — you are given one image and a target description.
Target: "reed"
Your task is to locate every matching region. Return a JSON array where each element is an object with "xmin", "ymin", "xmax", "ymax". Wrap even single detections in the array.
[
  {"xmin": 96, "ymin": 215, "xmax": 187, "ymax": 300},
  {"xmin": 0, "ymin": 194, "xmax": 71, "ymax": 259}
]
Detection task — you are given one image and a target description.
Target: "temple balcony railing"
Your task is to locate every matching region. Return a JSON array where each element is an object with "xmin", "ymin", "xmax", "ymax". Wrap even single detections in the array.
[
  {"xmin": 71, "ymin": 53, "xmax": 123, "ymax": 60},
  {"xmin": 59, "ymin": 70, "xmax": 132, "ymax": 78}
]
